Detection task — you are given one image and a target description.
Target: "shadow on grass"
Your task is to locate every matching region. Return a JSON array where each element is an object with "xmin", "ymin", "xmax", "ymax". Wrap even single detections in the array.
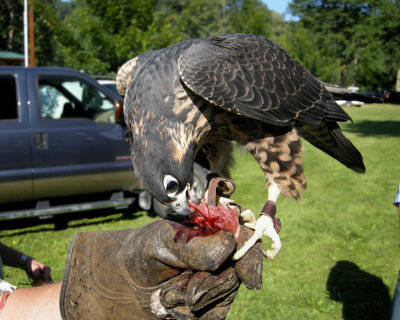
[
  {"xmin": 327, "ymin": 261, "xmax": 391, "ymax": 320},
  {"xmin": 0, "ymin": 206, "xmax": 152, "ymax": 237},
  {"xmin": 343, "ymin": 120, "xmax": 400, "ymax": 137}
]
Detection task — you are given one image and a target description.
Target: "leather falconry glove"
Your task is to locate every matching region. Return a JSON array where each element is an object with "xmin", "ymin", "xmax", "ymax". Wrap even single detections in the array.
[{"xmin": 60, "ymin": 219, "xmax": 263, "ymax": 320}]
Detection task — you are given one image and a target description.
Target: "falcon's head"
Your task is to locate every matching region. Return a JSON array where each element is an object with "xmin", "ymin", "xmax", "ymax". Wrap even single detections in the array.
[
  {"xmin": 118, "ymin": 55, "xmax": 200, "ymax": 216},
  {"xmin": 125, "ymin": 119, "xmax": 200, "ymax": 216},
  {"xmin": 129, "ymin": 122, "xmax": 199, "ymax": 215}
]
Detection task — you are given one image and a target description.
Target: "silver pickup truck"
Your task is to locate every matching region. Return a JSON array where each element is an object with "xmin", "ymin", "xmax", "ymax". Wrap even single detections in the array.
[{"xmin": 0, "ymin": 67, "xmax": 208, "ymax": 225}]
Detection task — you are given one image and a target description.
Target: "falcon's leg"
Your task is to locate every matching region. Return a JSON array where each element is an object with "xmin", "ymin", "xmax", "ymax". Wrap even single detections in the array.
[
  {"xmin": 199, "ymin": 142, "xmax": 233, "ymax": 177},
  {"xmin": 245, "ymin": 128, "xmax": 306, "ymax": 200},
  {"xmin": 234, "ymin": 181, "xmax": 281, "ymax": 260},
  {"xmin": 234, "ymin": 128, "xmax": 306, "ymax": 260}
]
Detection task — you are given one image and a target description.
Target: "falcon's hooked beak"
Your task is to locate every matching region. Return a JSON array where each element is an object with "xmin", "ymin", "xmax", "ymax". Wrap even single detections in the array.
[{"xmin": 167, "ymin": 183, "xmax": 199, "ymax": 216}]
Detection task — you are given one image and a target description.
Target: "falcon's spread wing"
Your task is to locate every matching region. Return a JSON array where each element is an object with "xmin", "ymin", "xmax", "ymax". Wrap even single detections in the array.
[{"xmin": 178, "ymin": 33, "xmax": 350, "ymax": 126}]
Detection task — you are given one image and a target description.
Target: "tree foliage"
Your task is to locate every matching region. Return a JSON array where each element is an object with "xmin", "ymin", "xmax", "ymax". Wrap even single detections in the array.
[
  {"xmin": 0, "ymin": 0, "xmax": 24, "ymax": 53},
  {"xmin": 289, "ymin": 0, "xmax": 400, "ymax": 89},
  {"xmin": 279, "ymin": 22, "xmax": 342, "ymax": 84},
  {"xmin": 1, "ymin": 0, "xmax": 398, "ymax": 90}
]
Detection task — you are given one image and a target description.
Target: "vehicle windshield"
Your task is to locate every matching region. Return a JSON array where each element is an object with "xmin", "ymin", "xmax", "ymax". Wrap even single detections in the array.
[{"xmin": 102, "ymin": 83, "xmax": 120, "ymax": 97}]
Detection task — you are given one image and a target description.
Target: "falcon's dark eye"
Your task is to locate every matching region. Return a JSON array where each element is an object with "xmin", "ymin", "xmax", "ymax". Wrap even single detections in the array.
[
  {"xmin": 164, "ymin": 175, "xmax": 179, "ymax": 196},
  {"xmin": 166, "ymin": 181, "xmax": 178, "ymax": 193}
]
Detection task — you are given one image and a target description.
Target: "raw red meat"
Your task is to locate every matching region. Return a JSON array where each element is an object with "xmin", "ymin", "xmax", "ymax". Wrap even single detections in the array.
[{"xmin": 188, "ymin": 198, "xmax": 240, "ymax": 239}]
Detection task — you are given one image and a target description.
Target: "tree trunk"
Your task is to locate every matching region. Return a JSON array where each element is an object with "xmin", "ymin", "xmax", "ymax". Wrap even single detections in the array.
[
  {"xmin": 6, "ymin": 0, "xmax": 14, "ymax": 50},
  {"xmin": 352, "ymin": 54, "xmax": 359, "ymax": 87},
  {"xmin": 341, "ymin": 65, "xmax": 347, "ymax": 88}
]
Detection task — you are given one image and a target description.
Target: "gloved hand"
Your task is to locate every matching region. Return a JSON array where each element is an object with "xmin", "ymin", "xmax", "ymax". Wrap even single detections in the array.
[{"xmin": 60, "ymin": 219, "xmax": 262, "ymax": 320}]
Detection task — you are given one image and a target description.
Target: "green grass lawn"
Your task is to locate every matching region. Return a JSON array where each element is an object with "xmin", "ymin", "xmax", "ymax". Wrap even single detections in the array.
[{"xmin": 1, "ymin": 103, "xmax": 400, "ymax": 319}]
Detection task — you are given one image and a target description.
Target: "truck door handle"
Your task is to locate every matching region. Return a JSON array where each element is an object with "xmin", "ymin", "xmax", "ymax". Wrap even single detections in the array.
[{"xmin": 34, "ymin": 132, "xmax": 48, "ymax": 150}]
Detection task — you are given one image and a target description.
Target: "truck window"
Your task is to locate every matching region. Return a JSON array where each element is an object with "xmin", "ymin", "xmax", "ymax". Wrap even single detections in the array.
[
  {"xmin": 0, "ymin": 76, "xmax": 18, "ymax": 120},
  {"xmin": 38, "ymin": 77, "xmax": 115, "ymax": 123}
]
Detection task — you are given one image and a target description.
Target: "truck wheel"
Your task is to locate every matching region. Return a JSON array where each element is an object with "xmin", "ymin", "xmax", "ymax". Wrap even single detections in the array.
[
  {"xmin": 152, "ymin": 163, "xmax": 209, "ymax": 218},
  {"xmin": 54, "ymin": 216, "xmax": 68, "ymax": 230}
]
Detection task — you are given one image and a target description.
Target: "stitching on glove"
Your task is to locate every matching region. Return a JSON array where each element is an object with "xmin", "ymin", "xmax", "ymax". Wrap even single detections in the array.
[{"xmin": 86, "ymin": 233, "xmax": 137, "ymax": 300}]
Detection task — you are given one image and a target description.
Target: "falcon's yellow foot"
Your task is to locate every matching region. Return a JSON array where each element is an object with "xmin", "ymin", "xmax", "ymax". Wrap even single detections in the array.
[
  {"xmin": 234, "ymin": 211, "xmax": 281, "ymax": 260},
  {"xmin": 234, "ymin": 181, "xmax": 282, "ymax": 260},
  {"xmin": 209, "ymin": 180, "xmax": 282, "ymax": 261}
]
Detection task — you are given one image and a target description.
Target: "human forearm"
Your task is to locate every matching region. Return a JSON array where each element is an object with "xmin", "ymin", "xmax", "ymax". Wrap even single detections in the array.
[
  {"xmin": 0, "ymin": 243, "xmax": 27, "ymax": 268},
  {"xmin": 0, "ymin": 282, "xmax": 62, "ymax": 320},
  {"xmin": 0, "ymin": 243, "xmax": 52, "ymax": 284}
]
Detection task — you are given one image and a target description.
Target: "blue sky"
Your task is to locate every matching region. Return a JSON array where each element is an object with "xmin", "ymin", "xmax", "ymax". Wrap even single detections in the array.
[
  {"xmin": 262, "ymin": 0, "xmax": 297, "ymax": 20},
  {"xmin": 263, "ymin": 0, "xmax": 290, "ymax": 14}
]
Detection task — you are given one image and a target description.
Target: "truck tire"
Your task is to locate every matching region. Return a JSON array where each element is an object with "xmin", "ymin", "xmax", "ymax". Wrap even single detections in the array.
[
  {"xmin": 54, "ymin": 216, "xmax": 68, "ymax": 230},
  {"xmin": 152, "ymin": 163, "xmax": 209, "ymax": 218}
]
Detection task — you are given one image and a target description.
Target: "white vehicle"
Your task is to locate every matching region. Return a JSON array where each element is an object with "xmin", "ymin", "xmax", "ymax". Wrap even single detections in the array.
[
  {"xmin": 336, "ymin": 86, "xmax": 364, "ymax": 106},
  {"xmin": 97, "ymin": 79, "xmax": 120, "ymax": 96}
]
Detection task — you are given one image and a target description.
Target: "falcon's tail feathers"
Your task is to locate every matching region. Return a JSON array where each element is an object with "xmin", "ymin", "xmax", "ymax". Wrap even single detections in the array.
[{"xmin": 297, "ymin": 123, "xmax": 365, "ymax": 173}]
